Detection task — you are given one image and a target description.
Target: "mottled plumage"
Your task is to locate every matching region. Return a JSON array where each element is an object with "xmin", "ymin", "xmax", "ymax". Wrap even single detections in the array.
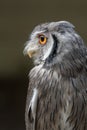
[{"xmin": 24, "ymin": 21, "xmax": 87, "ymax": 130}]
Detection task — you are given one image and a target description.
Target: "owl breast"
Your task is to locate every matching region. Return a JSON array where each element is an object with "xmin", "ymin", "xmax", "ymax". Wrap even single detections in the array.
[
  {"xmin": 29, "ymin": 65, "xmax": 74, "ymax": 130},
  {"xmin": 28, "ymin": 65, "xmax": 87, "ymax": 130}
]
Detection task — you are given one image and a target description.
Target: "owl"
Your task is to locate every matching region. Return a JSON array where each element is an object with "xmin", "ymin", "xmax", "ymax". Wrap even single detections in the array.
[{"xmin": 24, "ymin": 21, "xmax": 87, "ymax": 130}]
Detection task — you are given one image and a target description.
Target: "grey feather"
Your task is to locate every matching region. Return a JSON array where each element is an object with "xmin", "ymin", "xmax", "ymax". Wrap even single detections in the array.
[{"xmin": 24, "ymin": 21, "xmax": 87, "ymax": 130}]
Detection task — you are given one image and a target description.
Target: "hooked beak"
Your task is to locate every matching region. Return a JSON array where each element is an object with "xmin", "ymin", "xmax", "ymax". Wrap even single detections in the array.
[
  {"xmin": 27, "ymin": 50, "xmax": 37, "ymax": 58},
  {"xmin": 23, "ymin": 41, "xmax": 39, "ymax": 58}
]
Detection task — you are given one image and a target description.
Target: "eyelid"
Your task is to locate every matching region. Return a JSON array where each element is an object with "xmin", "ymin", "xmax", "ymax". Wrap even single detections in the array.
[
  {"xmin": 38, "ymin": 34, "xmax": 48, "ymax": 40},
  {"xmin": 38, "ymin": 34, "xmax": 45, "ymax": 38}
]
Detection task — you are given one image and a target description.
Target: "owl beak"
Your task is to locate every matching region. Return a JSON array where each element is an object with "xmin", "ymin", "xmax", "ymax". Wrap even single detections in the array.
[
  {"xmin": 23, "ymin": 41, "xmax": 39, "ymax": 58},
  {"xmin": 27, "ymin": 50, "xmax": 37, "ymax": 58}
]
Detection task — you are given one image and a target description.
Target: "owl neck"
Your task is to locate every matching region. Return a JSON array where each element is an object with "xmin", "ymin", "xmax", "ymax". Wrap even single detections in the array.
[{"xmin": 43, "ymin": 47, "xmax": 86, "ymax": 78}]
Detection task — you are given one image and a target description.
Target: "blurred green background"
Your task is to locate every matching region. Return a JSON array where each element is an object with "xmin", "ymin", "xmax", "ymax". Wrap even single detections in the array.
[{"xmin": 0, "ymin": 0, "xmax": 87, "ymax": 130}]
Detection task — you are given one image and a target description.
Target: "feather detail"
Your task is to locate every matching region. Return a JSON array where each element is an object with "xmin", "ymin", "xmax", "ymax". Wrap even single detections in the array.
[{"xmin": 28, "ymin": 88, "xmax": 38, "ymax": 130}]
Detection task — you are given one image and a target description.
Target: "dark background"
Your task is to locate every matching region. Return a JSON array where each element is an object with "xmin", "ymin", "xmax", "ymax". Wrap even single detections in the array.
[{"xmin": 0, "ymin": 0, "xmax": 87, "ymax": 130}]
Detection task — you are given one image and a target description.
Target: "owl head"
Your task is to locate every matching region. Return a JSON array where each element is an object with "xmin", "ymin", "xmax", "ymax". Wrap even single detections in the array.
[{"xmin": 24, "ymin": 21, "xmax": 85, "ymax": 75}]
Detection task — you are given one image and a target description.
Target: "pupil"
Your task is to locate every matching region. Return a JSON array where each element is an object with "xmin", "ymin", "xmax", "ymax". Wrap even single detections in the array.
[{"xmin": 41, "ymin": 36, "xmax": 44, "ymax": 42}]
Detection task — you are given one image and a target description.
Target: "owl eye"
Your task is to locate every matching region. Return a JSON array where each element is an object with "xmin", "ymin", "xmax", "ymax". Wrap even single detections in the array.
[{"xmin": 39, "ymin": 35, "xmax": 47, "ymax": 45}]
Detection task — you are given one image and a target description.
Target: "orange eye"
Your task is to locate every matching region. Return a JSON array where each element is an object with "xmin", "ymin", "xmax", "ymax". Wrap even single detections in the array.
[{"xmin": 39, "ymin": 35, "xmax": 47, "ymax": 45}]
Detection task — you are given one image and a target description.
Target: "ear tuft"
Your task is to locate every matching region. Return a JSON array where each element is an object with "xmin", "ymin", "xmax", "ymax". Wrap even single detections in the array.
[{"xmin": 57, "ymin": 21, "xmax": 75, "ymax": 29}]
